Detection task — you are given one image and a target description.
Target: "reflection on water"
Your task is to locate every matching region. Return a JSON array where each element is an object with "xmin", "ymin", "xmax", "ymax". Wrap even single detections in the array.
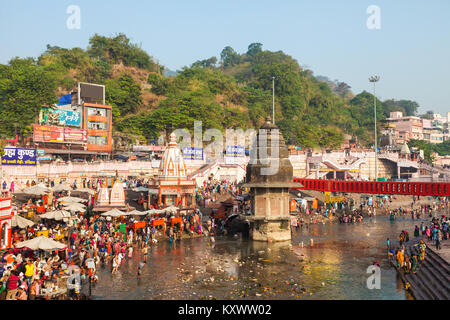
[{"xmin": 92, "ymin": 216, "xmax": 424, "ymax": 300}]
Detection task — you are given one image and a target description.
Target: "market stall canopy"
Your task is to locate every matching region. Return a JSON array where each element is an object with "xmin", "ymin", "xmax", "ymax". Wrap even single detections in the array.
[
  {"xmin": 146, "ymin": 209, "xmax": 165, "ymax": 215},
  {"xmin": 57, "ymin": 196, "xmax": 85, "ymax": 203},
  {"xmin": 21, "ymin": 184, "xmax": 51, "ymax": 196},
  {"xmin": 39, "ymin": 210, "xmax": 72, "ymax": 221},
  {"xmin": 63, "ymin": 203, "xmax": 86, "ymax": 212},
  {"xmin": 101, "ymin": 208, "xmax": 127, "ymax": 217},
  {"xmin": 12, "ymin": 215, "xmax": 35, "ymax": 229},
  {"xmin": 128, "ymin": 210, "xmax": 148, "ymax": 216},
  {"xmin": 163, "ymin": 206, "xmax": 179, "ymax": 213},
  {"xmin": 15, "ymin": 235, "xmax": 66, "ymax": 250},
  {"xmin": 52, "ymin": 183, "xmax": 72, "ymax": 193}
]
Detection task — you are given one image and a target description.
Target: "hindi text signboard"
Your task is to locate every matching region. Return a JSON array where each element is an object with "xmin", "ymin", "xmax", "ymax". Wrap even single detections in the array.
[{"xmin": 1, "ymin": 148, "xmax": 37, "ymax": 166}]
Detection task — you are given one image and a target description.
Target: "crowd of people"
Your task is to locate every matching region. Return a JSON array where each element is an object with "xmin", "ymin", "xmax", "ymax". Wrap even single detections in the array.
[
  {"xmin": 0, "ymin": 177, "xmax": 224, "ymax": 301},
  {"xmin": 388, "ymin": 214, "xmax": 449, "ymax": 276}
]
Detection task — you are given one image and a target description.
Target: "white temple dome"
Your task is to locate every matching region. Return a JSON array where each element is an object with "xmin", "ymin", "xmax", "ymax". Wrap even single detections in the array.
[{"xmin": 159, "ymin": 133, "xmax": 187, "ymax": 179}]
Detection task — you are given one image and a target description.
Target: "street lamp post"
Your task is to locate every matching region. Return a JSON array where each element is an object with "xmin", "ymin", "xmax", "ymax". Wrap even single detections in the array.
[
  {"xmin": 369, "ymin": 76, "xmax": 380, "ymax": 181},
  {"xmin": 272, "ymin": 77, "xmax": 276, "ymax": 125}
]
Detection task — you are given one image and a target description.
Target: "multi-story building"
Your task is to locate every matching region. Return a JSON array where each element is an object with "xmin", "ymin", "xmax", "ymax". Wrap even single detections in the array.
[
  {"xmin": 82, "ymin": 103, "xmax": 113, "ymax": 154},
  {"xmin": 32, "ymin": 83, "xmax": 113, "ymax": 161},
  {"xmin": 384, "ymin": 112, "xmax": 423, "ymax": 143}
]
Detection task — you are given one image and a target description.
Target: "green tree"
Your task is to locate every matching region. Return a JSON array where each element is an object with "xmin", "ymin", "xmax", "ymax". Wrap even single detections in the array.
[
  {"xmin": 220, "ymin": 46, "xmax": 241, "ymax": 67},
  {"xmin": 191, "ymin": 56, "xmax": 217, "ymax": 68},
  {"xmin": 246, "ymin": 43, "xmax": 263, "ymax": 58},
  {"xmin": 106, "ymin": 74, "xmax": 142, "ymax": 116},
  {"xmin": 0, "ymin": 58, "xmax": 57, "ymax": 138}
]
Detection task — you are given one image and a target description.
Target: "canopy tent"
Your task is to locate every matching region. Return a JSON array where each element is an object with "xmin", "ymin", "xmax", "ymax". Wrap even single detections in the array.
[
  {"xmin": 21, "ymin": 184, "xmax": 51, "ymax": 196},
  {"xmin": 101, "ymin": 208, "xmax": 128, "ymax": 217},
  {"xmin": 57, "ymin": 196, "xmax": 85, "ymax": 203},
  {"xmin": 52, "ymin": 183, "xmax": 72, "ymax": 193},
  {"xmin": 39, "ymin": 210, "xmax": 72, "ymax": 221},
  {"xmin": 15, "ymin": 235, "xmax": 66, "ymax": 250},
  {"xmin": 163, "ymin": 206, "xmax": 179, "ymax": 213},
  {"xmin": 62, "ymin": 203, "xmax": 86, "ymax": 212},
  {"xmin": 12, "ymin": 215, "xmax": 35, "ymax": 229},
  {"xmin": 146, "ymin": 209, "xmax": 165, "ymax": 215},
  {"xmin": 128, "ymin": 210, "xmax": 148, "ymax": 216}
]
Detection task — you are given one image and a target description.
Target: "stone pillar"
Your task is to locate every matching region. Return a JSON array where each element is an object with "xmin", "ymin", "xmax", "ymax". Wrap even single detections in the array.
[{"xmin": 244, "ymin": 116, "xmax": 299, "ymax": 243}]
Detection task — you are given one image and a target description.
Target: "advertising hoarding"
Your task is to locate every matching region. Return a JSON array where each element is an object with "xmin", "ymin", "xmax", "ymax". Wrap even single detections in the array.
[
  {"xmin": 1, "ymin": 148, "xmax": 37, "ymax": 166},
  {"xmin": 34, "ymin": 125, "xmax": 87, "ymax": 144},
  {"xmin": 182, "ymin": 147, "xmax": 203, "ymax": 160},
  {"xmin": 226, "ymin": 146, "xmax": 245, "ymax": 157},
  {"xmin": 40, "ymin": 108, "xmax": 81, "ymax": 127}
]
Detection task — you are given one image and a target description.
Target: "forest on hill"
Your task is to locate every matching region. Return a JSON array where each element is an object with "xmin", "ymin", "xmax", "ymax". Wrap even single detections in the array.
[{"xmin": 0, "ymin": 33, "xmax": 424, "ymax": 150}]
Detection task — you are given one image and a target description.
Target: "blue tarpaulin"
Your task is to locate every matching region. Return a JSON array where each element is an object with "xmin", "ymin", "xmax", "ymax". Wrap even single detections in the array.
[{"xmin": 57, "ymin": 94, "xmax": 72, "ymax": 106}]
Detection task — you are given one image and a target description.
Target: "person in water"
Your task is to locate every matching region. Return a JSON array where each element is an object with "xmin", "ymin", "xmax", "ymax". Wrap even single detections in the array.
[
  {"xmin": 411, "ymin": 255, "xmax": 418, "ymax": 274},
  {"xmin": 414, "ymin": 226, "xmax": 420, "ymax": 238}
]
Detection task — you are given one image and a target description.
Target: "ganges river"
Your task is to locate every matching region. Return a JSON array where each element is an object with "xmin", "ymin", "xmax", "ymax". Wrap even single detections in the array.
[{"xmin": 91, "ymin": 215, "xmax": 429, "ymax": 300}]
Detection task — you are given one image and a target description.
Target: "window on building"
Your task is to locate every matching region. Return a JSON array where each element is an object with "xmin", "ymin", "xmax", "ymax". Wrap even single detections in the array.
[
  {"xmin": 88, "ymin": 122, "xmax": 106, "ymax": 130},
  {"xmin": 87, "ymin": 108, "xmax": 106, "ymax": 117},
  {"xmin": 88, "ymin": 136, "xmax": 107, "ymax": 145}
]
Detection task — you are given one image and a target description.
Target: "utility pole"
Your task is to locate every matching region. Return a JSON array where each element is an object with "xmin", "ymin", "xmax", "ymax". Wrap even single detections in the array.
[
  {"xmin": 272, "ymin": 77, "xmax": 275, "ymax": 125},
  {"xmin": 369, "ymin": 76, "xmax": 380, "ymax": 181}
]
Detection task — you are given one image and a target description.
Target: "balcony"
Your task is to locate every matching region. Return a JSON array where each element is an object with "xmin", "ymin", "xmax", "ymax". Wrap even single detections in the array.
[
  {"xmin": 87, "ymin": 129, "xmax": 108, "ymax": 137},
  {"xmin": 87, "ymin": 115, "xmax": 107, "ymax": 123}
]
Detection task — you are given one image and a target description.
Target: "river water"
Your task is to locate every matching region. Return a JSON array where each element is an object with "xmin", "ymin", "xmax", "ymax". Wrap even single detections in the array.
[{"xmin": 91, "ymin": 215, "xmax": 429, "ymax": 300}]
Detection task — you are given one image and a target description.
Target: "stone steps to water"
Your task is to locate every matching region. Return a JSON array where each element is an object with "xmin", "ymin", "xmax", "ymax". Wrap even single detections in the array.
[{"xmin": 391, "ymin": 237, "xmax": 450, "ymax": 300}]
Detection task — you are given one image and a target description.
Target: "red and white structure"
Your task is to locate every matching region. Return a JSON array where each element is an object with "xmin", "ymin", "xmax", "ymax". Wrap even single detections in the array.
[
  {"xmin": 148, "ymin": 133, "xmax": 196, "ymax": 208},
  {"xmin": 0, "ymin": 192, "xmax": 13, "ymax": 250}
]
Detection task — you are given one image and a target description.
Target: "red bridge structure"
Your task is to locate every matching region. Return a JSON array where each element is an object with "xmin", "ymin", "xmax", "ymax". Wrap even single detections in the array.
[{"xmin": 293, "ymin": 178, "xmax": 450, "ymax": 197}]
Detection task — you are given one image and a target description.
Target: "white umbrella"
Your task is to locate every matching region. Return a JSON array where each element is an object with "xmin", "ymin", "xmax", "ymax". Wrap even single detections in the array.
[
  {"xmin": 146, "ymin": 209, "xmax": 165, "ymax": 215},
  {"xmin": 39, "ymin": 210, "xmax": 72, "ymax": 221},
  {"xmin": 73, "ymin": 188, "xmax": 95, "ymax": 196},
  {"xmin": 22, "ymin": 184, "xmax": 50, "ymax": 196},
  {"xmin": 12, "ymin": 215, "xmax": 35, "ymax": 229},
  {"xmin": 128, "ymin": 210, "xmax": 148, "ymax": 216},
  {"xmin": 163, "ymin": 206, "xmax": 179, "ymax": 213},
  {"xmin": 57, "ymin": 196, "xmax": 85, "ymax": 203},
  {"xmin": 15, "ymin": 235, "xmax": 66, "ymax": 250},
  {"xmin": 52, "ymin": 183, "xmax": 72, "ymax": 193},
  {"xmin": 101, "ymin": 208, "xmax": 127, "ymax": 217},
  {"xmin": 63, "ymin": 203, "xmax": 86, "ymax": 212}
]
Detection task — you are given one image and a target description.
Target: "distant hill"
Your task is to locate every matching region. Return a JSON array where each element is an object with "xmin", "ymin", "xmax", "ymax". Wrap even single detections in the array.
[{"xmin": 0, "ymin": 33, "xmax": 421, "ymax": 149}]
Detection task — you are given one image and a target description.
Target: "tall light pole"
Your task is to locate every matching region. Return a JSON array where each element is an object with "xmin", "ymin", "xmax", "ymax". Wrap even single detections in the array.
[
  {"xmin": 369, "ymin": 76, "xmax": 380, "ymax": 181},
  {"xmin": 272, "ymin": 76, "xmax": 276, "ymax": 125}
]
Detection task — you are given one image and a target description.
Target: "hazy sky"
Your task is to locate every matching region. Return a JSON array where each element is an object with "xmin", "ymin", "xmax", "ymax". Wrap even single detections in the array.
[{"xmin": 1, "ymin": 0, "xmax": 449, "ymax": 115}]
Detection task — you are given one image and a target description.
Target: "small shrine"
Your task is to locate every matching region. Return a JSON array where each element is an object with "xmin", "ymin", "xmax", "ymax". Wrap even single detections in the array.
[
  {"xmin": 148, "ymin": 133, "xmax": 196, "ymax": 208},
  {"xmin": 0, "ymin": 192, "xmax": 13, "ymax": 250},
  {"xmin": 243, "ymin": 116, "xmax": 300, "ymax": 242},
  {"xmin": 93, "ymin": 178, "xmax": 131, "ymax": 212}
]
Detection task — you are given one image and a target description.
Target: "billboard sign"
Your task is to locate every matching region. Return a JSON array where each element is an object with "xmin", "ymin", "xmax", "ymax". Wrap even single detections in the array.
[
  {"xmin": 183, "ymin": 147, "xmax": 203, "ymax": 160},
  {"xmin": 40, "ymin": 108, "xmax": 81, "ymax": 127},
  {"xmin": 34, "ymin": 125, "xmax": 64, "ymax": 142},
  {"xmin": 34, "ymin": 125, "xmax": 87, "ymax": 144},
  {"xmin": 226, "ymin": 146, "xmax": 245, "ymax": 157},
  {"xmin": 1, "ymin": 148, "xmax": 37, "ymax": 166},
  {"xmin": 64, "ymin": 128, "xmax": 87, "ymax": 143}
]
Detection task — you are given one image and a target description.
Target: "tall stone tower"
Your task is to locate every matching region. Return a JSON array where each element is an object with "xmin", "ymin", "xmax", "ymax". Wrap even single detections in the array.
[{"xmin": 244, "ymin": 116, "xmax": 298, "ymax": 242}]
